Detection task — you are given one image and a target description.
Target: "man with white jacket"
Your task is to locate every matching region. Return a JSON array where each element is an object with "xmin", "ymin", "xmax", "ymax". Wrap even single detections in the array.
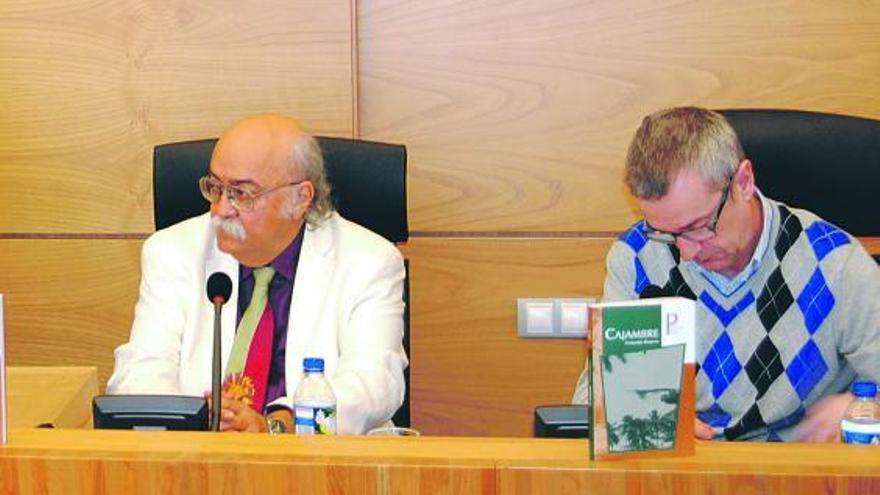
[{"xmin": 108, "ymin": 114, "xmax": 407, "ymax": 434}]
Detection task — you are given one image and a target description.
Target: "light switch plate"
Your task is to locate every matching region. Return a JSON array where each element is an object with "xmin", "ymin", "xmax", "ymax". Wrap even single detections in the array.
[
  {"xmin": 557, "ymin": 298, "xmax": 594, "ymax": 337},
  {"xmin": 517, "ymin": 297, "xmax": 596, "ymax": 339},
  {"xmin": 517, "ymin": 299, "xmax": 554, "ymax": 337}
]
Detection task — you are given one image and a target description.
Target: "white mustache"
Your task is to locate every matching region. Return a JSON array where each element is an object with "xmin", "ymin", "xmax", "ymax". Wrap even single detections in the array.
[{"xmin": 210, "ymin": 216, "xmax": 247, "ymax": 241}]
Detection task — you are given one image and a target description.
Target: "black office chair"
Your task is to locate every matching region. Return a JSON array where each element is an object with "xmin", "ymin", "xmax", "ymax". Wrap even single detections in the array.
[
  {"xmin": 152, "ymin": 136, "xmax": 412, "ymax": 427},
  {"xmin": 719, "ymin": 109, "xmax": 880, "ymax": 264}
]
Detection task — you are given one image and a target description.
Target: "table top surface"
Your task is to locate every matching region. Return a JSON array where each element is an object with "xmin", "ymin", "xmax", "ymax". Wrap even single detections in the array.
[
  {"xmin": 3, "ymin": 427, "xmax": 880, "ymax": 476},
  {"xmin": 4, "ymin": 366, "xmax": 880, "ymax": 478}
]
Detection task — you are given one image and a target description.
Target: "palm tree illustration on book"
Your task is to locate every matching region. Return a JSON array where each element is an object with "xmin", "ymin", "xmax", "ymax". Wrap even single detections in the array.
[{"xmin": 601, "ymin": 345, "xmax": 684, "ymax": 452}]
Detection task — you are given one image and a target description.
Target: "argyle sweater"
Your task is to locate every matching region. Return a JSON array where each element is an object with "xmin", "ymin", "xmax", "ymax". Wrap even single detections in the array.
[{"xmin": 575, "ymin": 198, "xmax": 880, "ymax": 441}]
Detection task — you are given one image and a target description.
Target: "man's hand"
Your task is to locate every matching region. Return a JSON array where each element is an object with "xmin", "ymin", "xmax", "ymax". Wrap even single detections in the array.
[
  {"xmin": 695, "ymin": 417, "xmax": 715, "ymax": 440},
  {"xmin": 206, "ymin": 392, "xmax": 267, "ymax": 432},
  {"xmin": 791, "ymin": 392, "xmax": 853, "ymax": 442}
]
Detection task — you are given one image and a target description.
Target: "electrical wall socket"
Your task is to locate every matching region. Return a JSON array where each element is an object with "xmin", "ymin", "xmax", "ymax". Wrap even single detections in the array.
[{"xmin": 517, "ymin": 297, "xmax": 596, "ymax": 339}]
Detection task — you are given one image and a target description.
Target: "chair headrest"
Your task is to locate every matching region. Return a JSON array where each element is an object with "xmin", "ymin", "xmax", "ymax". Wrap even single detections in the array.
[
  {"xmin": 720, "ymin": 109, "xmax": 880, "ymax": 236},
  {"xmin": 153, "ymin": 136, "xmax": 408, "ymax": 242}
]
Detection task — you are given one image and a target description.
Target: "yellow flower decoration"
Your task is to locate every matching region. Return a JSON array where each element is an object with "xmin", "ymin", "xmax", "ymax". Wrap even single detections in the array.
[{"xmin": 222, "ymin": 373, "xmax": 255, "ymax": 407}]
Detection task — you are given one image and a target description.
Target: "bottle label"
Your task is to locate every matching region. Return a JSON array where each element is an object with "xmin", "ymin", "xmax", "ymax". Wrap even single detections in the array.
[
  {"xmin": 840, "ymin": 419, "xmax": 880, "ymax": 445},
  {"xmin": 294, "ymin": 402, "xmax": 337, "ymax": 435}
]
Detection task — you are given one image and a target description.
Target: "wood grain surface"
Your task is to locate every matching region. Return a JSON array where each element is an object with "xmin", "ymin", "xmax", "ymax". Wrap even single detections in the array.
[
  {"xmin": 0, "ymin": 0, "xmax": 354, "ymax": 234},
  {"xmin": 358, "ymin": 0, "xmax": 880, "ymax": 232},
  {"xmin": 496, "ymin": 440, "xmax": 880, "ymax": 495},
  {"xmin": 2, "ymin": 429, "xmax": 880, "ymax": 494},
  {"xmin": 1, "ymin": 237, "xmax": 611, "ymax": 435},
  {"xmin": 401, "ymin": 237, "xmax": 612, "ymax": 436},
  {"xmin": 0, "ymin": 240, "xmax": 142, "ymax": 389},
  {"xmin": 862, "ymin": 237, "xmax": 880, "ymax": 257},
  {"xmin": 2, "ymin": 0, "xmax": 879, "ymax": 441},
  {"xmin": 7, "ymin": 366, "xmax": 97, "ymax": 428},
  {"xmin": 2, "ymin": 236, "xmax": 876, "ymax": 436}
]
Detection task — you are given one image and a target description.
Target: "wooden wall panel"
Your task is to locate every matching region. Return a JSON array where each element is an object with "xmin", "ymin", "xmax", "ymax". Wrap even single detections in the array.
[
  {"xmin": 1, "ymin": 236, "xmax": 613, "ymax": 435},
  {"xmin": 358, "ymin": 0, "xmax": 880, "ymax": 232},
  {"xmin": 862, "ymin": 238, "xmax": 880, "ymax": 256},
  {"xmin": 401, "ymin": 238, "xmax": 612, "ymax": 437},
  {"xmin": 358, "ymin": 0, "xmax": 880, "ymax": 437},
  {"xmin": 1, "ymin": 236, "xmax": 877, "ymax": 436},
  {"xmin": 2, "ymin": 0, "xmax": 879, "ymax": 441},
  {"xmin": 0, "ymin": 0, "xmax": 353, "ymax": 234},
  {"xmin": 0, "ymin": 239, "xmax": 143, "ymax": 390},
  {"xmin": 400, "ymin": 237, "xmax": 877, "ymax": 436},
  {"xmin": 0, "ymin": 0, "xmax": 357, "ymax": 422}
]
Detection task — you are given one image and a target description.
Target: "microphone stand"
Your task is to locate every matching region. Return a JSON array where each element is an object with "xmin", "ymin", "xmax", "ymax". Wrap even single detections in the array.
[
  {"xmin": 206, "ymin": 272, "xmax": 231, "ymax": 432},
  {"xmin": 211, "ymin": 299, "xmax": 223, "ymax": 431}
]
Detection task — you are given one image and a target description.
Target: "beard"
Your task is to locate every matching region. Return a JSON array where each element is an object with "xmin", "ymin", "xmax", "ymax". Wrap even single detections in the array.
[{"xmin": 210, "ymin": 216, "xmax": 247, "ymax": 242}]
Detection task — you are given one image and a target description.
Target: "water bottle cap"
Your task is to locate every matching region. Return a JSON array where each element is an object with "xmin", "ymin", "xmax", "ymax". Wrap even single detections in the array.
[
  {"xmin": 851, "ymin": 381, "xmax": 877, "ymax": 398},
  {"xmin": 303, "ymin": 357, "xmax": 325, "ymax": 373}
]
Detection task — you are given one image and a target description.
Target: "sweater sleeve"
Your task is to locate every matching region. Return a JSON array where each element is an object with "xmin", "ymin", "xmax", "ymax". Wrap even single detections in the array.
[
  {"xmin": 828, "ymin": 241, "xmax": 880, "ymax": 382},
  {"xmin": 603, "ymin": 241, "xmax": 639, "ymax": 302}
]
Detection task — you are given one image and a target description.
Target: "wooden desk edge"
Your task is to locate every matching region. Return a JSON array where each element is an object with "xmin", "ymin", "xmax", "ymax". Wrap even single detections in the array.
[
  {"xmin": 6, "ymin": 366, "xmax": 97, "ymax": 429},
  {"xmin": 3, "ymin": 430, "xmax": 880, "ymax": 474}
]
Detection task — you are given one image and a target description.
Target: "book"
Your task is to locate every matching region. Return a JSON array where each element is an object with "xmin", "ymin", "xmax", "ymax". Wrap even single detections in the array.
[
  {"xmin": 1, "ymin": 294, "xmax": 6, "ymax": 445},
  {"xmin": 588, "ymin": 297, "xmax": 695, "ymax": 460}
]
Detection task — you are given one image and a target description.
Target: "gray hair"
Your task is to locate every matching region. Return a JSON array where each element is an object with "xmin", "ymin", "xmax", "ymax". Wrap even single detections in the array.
[
  {"xmin": 625, "ymin": 107, "xmax": 744, "ymax": 199},
  {"xmin": 287, "ymin": 133, "xmax": 334, "ymax": 226}
]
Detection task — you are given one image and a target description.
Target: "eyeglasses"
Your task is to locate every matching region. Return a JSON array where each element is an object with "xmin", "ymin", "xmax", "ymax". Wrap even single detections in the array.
[
  {"xmin": 643, "ymin": 182, "xmax": 730, "ymax": 245},
  {"xmin": 199, "ymin": 175, "xmax": 306, "ymax": 211}
]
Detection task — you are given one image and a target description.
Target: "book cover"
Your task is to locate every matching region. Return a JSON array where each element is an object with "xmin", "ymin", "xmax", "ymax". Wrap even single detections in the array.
[
  {"xmin": 589, "ymin": 297, "xmax": 695, "ymax": 460},
  {"xmin": 1, "ymin": 294, "xmax": 6, "ymax": 445}
]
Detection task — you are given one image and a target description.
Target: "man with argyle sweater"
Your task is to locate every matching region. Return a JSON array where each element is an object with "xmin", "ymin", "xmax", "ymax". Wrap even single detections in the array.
[{"xmin": 573, "ymin": 107, "xmax": 880, "ymax": 442}]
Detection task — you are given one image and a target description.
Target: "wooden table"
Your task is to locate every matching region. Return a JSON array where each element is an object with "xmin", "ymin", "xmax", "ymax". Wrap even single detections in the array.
[
  {"xmin": 2, "ymin": 366, "xmax": 878, "ymax": 493},
  {"xmin": 6, "ymin": 366, "xmax": 97, "ymax": 428},
  {"xmin": 1, "ymin": 428, "xmax": 879, "ymax": 494}
]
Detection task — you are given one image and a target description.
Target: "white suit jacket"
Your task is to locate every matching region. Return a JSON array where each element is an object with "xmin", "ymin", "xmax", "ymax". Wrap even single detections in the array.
[{"xmin": 107, "ymin": 212, "xmax": 408, "ymax": 434}]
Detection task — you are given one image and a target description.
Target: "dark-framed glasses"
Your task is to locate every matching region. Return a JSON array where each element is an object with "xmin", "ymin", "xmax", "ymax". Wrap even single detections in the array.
[
  {"xmin": 199, "ymin": 175, "xmax": 306, "ymax": 211},
  {"xmin": 643, "ymin": 182, "xmax": 731, "ymax": 245}
]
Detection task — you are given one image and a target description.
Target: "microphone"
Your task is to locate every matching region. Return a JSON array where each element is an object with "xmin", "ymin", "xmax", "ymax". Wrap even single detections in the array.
[
  {"xmin": 207, "ymin": 272, "xmax": 232, "ymax": 304},
  {"xmin": 206, "ymin": 272, "xmax": 232, "ymax": 431}
]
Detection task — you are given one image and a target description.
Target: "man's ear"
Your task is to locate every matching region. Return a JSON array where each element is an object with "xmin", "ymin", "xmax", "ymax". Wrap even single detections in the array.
[
  {"xmin": 734, "ymin": 159, "xmax": 756, "ymax": 201},
  {"xmin": 299, "ymin": 180, "xmax": 315, "ymax": 204},
  {"xmin": 296, "ymin": 180, "xmax": 316, "ymax": 214}
]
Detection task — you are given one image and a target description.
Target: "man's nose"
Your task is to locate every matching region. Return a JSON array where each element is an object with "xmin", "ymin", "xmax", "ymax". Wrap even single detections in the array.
[
  {"xmin": 211, "ymin": 189, "xmax": 237, "ymax": 218},
  {"xmin": 675, "ymin": 237, "xmax": 702, "ymax": 261}
]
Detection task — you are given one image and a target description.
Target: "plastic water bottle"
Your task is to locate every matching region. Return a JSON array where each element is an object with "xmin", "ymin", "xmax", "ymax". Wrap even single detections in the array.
[
  {"xmin": 840, "ymin": 381, "xmax": 880, "ymax": 445},
  {"xmin": 293, "ymin": 357, "xmax": 337, "ymax": 435}
]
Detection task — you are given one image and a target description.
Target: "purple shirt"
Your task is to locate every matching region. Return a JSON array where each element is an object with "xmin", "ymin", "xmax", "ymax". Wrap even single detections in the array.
[{"xmin": 237, "ymin": 226, "xmax": 305, "ymax": 411}]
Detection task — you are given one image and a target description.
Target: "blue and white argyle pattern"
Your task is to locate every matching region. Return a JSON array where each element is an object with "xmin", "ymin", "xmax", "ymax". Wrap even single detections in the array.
[{"xmin": 618, "ymin": 205, "xmax": 850, "ymax": 440}]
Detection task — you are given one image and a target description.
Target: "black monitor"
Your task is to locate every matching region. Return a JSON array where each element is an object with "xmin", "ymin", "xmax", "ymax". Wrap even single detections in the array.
[
  {"xmin": 93, "ymin": 395, "xmax": 209, "ymax": 431},
  {"xmin": 534, "ymin": 405, "xmax": 590, "ymax": 438}
]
